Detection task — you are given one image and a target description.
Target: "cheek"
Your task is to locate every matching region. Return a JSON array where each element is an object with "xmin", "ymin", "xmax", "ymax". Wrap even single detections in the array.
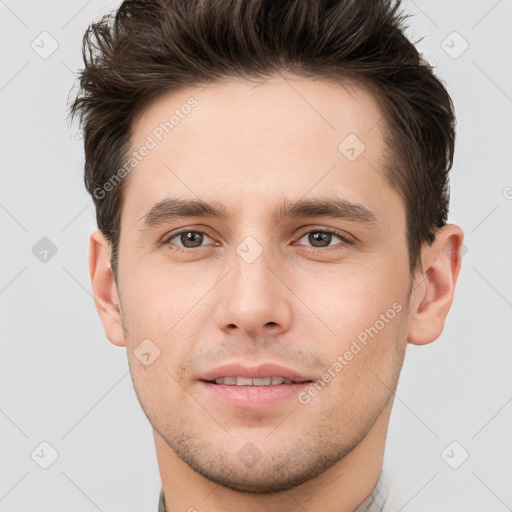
[
  {"xmin": 119, "ymin": 263, "xmax": 197, "ymax": 334},
  {"xmin": 127, "ymin": 357, "xmax": 185, "ymax": 430},
  {"xmin": 300, "ymin": 267, "xmax": 409, "ymax": 389},
  {"xmin": 316, "ymin": 315, "xmax": 406, "ymax": 415},
  {"xmin": 119, "ymin": 270, "xmax": 205, "ymax": 394},
  {"xmin": 298, "ymin": 266, "xmax": 406, "ymax": 336}
]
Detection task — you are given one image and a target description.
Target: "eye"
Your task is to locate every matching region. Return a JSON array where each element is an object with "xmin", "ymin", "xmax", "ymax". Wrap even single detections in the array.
[
  {"xmin": 295, "ymin": 228, "xmax": 354, "ymax": 251},
  {"xmin": 163, "ymin": 227, "xmax": 354, "ymax": 254},
  {"xmin": 164, "ymin": 230, "xmax": 216, "ymax": 251}
]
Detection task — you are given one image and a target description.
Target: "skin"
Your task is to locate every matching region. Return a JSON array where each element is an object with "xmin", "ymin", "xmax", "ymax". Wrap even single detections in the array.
[{"xmin": 89, "ymin": 75, "xmax": 463, "ymax": 512}]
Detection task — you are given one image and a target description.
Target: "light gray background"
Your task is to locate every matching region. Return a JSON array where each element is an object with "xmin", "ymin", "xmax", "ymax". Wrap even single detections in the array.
[{"xmin": 1, "ymin": 1, "xmax": 511, "ymax": 510}]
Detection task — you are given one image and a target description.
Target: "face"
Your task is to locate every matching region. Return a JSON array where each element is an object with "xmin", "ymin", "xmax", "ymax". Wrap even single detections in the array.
[{"xmin": 115, "ymin": 76, "xmax": 413, "ymax": 492}]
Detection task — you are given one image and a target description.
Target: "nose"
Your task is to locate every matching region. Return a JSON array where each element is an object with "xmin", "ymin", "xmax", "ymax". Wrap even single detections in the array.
[{"xmin": 214, "ymin": 238, "xmax": 293, "ymax": 339}]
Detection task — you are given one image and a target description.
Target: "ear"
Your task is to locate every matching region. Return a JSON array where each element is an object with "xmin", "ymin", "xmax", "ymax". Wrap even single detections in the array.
[
  {"xmin": 89, "ymin": 229, "xmax": 126, "ymax": 347},
  {"xmin": 407, "ymin": 224, "xmax": 464, "ymax": 345}
]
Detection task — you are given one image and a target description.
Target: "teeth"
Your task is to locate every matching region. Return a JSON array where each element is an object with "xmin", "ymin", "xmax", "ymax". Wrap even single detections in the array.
[
  {"xmin": 252, "ymin": 377, "xmax": 272, "ymax": 386},
  {"xmin": 212, "ymin": 376, "xmax": 296, "ymax": 386}
]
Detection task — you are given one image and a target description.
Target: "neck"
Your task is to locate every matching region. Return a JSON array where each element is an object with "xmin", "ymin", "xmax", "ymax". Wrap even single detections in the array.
[{"xmin": 155, "ymin": 400, "xmax": 392, "ymax": 512}]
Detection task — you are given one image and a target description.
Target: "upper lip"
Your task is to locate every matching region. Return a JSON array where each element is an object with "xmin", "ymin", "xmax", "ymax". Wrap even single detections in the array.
[{"xmin": 200, "ymin": 363, "xmax": 312, "ymax": 382}]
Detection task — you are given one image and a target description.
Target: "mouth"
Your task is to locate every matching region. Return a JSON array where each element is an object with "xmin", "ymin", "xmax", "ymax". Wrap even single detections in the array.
[
  {"xmin": 198, "ymin": 364, "xmax": 314, "ymax": 408},
  {"xmin": 205, "ymin": 376, "xmax": 312, "ymax": 386}
]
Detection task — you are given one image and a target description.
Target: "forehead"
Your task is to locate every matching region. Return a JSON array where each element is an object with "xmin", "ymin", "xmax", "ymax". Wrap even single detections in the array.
[
  {"xmin": 124, "ymin": 75, "xmax": 399, "ymax": 224},
  {"xmin": 131, "ymin": 74, "xmax": 386, "ymax": 156}
]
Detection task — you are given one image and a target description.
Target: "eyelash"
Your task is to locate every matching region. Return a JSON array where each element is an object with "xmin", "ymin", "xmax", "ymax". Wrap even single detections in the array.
[{"xmin": 162, "ymin": 227, "xmax": 354, "ymax": 254}]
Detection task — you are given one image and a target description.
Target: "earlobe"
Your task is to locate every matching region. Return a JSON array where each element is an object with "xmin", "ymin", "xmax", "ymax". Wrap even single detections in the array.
[
  {"xmin": 89, "ymin": 229, "xmax": 126, "ymax": 347},
  {"xmin": 407, "ymin": 224, "xmax": 464, "ymax": 346}
]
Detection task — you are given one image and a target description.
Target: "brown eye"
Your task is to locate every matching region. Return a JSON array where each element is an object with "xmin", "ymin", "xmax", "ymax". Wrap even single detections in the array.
[
  {"xmin": 296, "ymin": 229, "xmax": 353, "ymax": 251},
  {"xmin": 166, "ymin": 230, "xmax": 214, "ymax": 250},
  {"xmin": 307, "ymin": 231, "xmax": 332, "ymax": 248}
]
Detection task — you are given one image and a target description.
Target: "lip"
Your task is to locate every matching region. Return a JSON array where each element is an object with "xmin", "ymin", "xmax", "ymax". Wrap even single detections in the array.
[
  {"xmin": 198, "ymin": 380, "xmax": 312, "ymax": 408},
  {"xmin": 197, "ymin": 362, "xmax": 313, "ymax": 409},
  {"xmin": 199, "ymin": 362, "xmax": 311, "ymax": 383}
]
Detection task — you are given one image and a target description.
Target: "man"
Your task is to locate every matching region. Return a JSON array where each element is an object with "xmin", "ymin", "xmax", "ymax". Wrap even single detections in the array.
[{"xmin": 70, "ymin": 0, "xmax": 464, "ymax": 510}]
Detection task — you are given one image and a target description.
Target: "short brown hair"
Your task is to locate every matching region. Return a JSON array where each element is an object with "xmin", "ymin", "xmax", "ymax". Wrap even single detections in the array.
[{"xmin": 70, "ymin": 0, "xmax": 455, "ymax": 276}]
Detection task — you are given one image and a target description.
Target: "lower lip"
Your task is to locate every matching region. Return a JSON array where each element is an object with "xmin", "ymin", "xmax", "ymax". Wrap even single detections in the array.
[{"xmin": 198, "ymin": 380, "xmax": 312, "ymax": 408}]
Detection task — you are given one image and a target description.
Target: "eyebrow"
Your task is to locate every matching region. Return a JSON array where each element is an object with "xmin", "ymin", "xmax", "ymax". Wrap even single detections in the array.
[{"xmin": 140, "ymin": 196, "xmax": 378, "ymax": 227}]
